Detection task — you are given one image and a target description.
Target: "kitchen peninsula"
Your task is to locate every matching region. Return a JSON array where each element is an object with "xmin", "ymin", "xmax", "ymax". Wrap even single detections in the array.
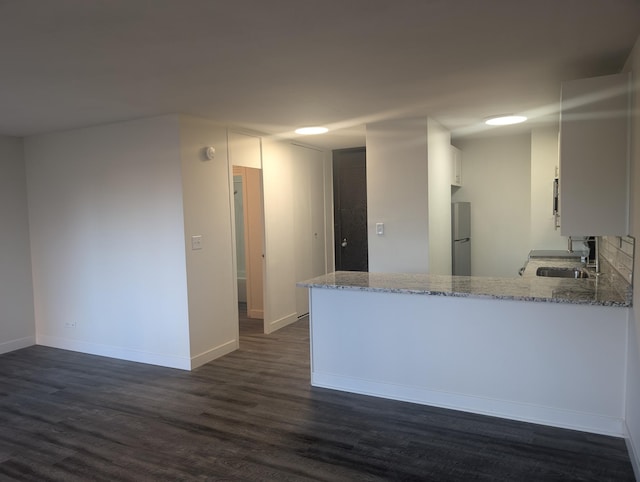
[{"xmin": 298, "ymin": 269, "xmax": 631, "ymax": 437}]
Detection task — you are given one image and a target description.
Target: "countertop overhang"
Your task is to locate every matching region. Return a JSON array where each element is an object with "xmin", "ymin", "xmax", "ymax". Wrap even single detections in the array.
[{"xmin": 298, "ymin": 269, "xmax": 631, "ymax": 307}]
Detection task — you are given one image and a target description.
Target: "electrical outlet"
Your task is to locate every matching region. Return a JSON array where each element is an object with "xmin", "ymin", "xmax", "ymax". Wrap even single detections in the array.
[
  {"xmin": 64, "ymin": 321, "xmax": 76, "ymax": 328},
  {"xmin": 191, "ymin": 235, "xmax": 203, "ymax": 250}
]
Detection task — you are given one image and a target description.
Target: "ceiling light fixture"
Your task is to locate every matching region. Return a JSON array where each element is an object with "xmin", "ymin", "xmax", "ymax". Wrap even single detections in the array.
[
  {"xmin": 485, "ymin": 115, "xmax": 528, "ymax": 126},
  {"xmin": 295, "ymin": 126, "xmax": 329, "ymax": 135}
]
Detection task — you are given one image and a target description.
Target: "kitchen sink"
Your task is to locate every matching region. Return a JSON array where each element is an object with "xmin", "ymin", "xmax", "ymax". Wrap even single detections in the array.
[{"xmin": 536, "ymin": 267, "xmax": 590, "ymax": 279}]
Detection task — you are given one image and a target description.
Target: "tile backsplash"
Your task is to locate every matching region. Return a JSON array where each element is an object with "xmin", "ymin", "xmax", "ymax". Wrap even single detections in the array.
[
  {"xmin": 598, "ymin": 236, "xmax": 636, "ymax": 300},
  {"xmin": 600, "ymin": 235, "xmax": 634, "ymax": 287}
]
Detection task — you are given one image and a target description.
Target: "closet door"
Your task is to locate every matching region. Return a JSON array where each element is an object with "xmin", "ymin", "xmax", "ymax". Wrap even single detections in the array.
[{"xmin": 292, "ymin": 145, "xmax": 326, "ymax": 317}]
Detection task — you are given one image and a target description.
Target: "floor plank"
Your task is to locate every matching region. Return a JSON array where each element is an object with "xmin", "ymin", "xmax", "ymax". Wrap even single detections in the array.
[{"xmin": 0, "ymin": 307, "xmax": 634, "ymax": 481}]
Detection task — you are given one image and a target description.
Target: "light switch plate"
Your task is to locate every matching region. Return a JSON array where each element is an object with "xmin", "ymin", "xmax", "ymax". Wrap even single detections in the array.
[
  {"xmin": 376, "ymin": 223, "xmax": 384, "ymax": 235},
  {"xmin": 191, "ymin": 235, "xmax": 203, "ymax": 250}
]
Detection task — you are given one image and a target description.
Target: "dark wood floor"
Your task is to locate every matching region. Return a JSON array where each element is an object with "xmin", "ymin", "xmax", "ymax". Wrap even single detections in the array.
[{"xmin": 0, "ymin": 306, "xmax": 635, "ymax": 481}]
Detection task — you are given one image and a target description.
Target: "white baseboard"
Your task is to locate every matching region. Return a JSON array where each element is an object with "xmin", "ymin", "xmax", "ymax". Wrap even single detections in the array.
[
  {"xmin": 625, "ymin": 421, "xmax": 640, "ymax": 482},
  {"xmin": 248, "ymin": 308, "xmax": 264, "ymax": 319},
  {"xmin": 312, "ymin": 371, "xmax": 625, "ymax": 437},
  {"xmin": 37, "ymin": 334, "xmax": 192, "ymax": 370},
  {"xmin": 190, "ymin": 338, "xmax": 238, "ymax": 369},
  {"xmin": 266, "ymin": 312, "xmax": 298, "ymax": 334},
  {"xmin": 0, "ymin": 336, "xmax": 36, "ymax": 355}
]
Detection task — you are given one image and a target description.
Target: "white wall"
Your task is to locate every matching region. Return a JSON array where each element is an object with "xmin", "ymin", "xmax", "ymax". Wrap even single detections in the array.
[
  {"xmin": 228, "ymin": 130, "xmax": 261, "ymax": 169},
  {"xmin": 366, "ymin": 119, "xmax": 430, "ymax": 273},
  {"xmin": 624, "ymin": 33, "xmax": 640, "ymax": 479},
  {"xmin": 427, "ymin": 118, "xmax": 453, "ymax": 275},
  {"xmin": 452, "ymin": 134, "xmax": 531, "ymax": 277},
  {"xmin": 262, "ymin": 138, "xmax": 298, "ymax": 333},
  {"xmin": 178, "ymin": 116, "xmax": 238, "ymax": 369},
  {"xmin": 530, "ymin": 126, "xmax": 566, "ymax": 251},
  {"xmin": 0, "ymin": 136, "xmax": 35, "ymax": 354},
  {"xmin": 25, "ymin": 115, "xmax": 192, "ymax": 369}
]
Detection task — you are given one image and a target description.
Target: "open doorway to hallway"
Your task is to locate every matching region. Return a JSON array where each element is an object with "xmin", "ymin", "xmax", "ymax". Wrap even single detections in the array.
[
  {"xmin": 237, "ymin": 301, "xmax": 263, "ymax": 336},
  {"xmin": 233, "ymin": 166, "xmax": 264, "ymax": 333}
]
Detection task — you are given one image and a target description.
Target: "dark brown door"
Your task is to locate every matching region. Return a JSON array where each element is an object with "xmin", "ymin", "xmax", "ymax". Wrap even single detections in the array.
[{"xmin": 333, "ymin": 147, "xmax": 368, "ymax": 271}]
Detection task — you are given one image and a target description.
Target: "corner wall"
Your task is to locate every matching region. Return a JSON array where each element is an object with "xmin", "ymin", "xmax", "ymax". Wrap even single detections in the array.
[
  {"xmin": 178, "ymin": 116, "xmax": 238, "ymax": 368},
  {"xmin": 0, "ymin": 136, "xmax": 35, "ymax": 354},
  {"xmin": 427, "ymin": 118, "xmax": 453, "ymax": 275},
  {"xmin": 24, "ymin": 115, "xmax": 192, "ymax": 369}
]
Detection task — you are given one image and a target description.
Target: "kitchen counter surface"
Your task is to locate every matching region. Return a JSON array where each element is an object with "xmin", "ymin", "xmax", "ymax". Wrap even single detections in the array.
[{"xmin": 299, "ymin": 268, "xmax": 631, "ymax": 307}]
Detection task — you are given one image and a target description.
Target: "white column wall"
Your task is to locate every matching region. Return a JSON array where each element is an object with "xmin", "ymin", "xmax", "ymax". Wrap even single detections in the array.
[
  {"xmin": 179, "ymin": 116, "xmax": 238, "ymax": 368},
  {"xmin": 24, "ymin": 115, "xmax": 192, "ymax": 369},
  {"xmin": 0, "ymin": 136, "xmax": 35, "ymax": 354},
  {"xmin": 452, "ymin": 134, "xmax": 531, "ymax": 277},
  {"xmin": 427, "ymin": 118, "xmax": 453, "ymax": 275},
  {"xmin": 366, "ymin": 119, "xmax": 430, "ymax": 273}
]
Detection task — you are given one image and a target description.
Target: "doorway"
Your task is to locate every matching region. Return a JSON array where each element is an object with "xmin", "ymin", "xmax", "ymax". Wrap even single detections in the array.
[
  {"xmin": 233, "ymin": 166, "xmax": 264, "ymax": 322},
  {"xmin": 333, "ymin": 147, "xmax": 368, "ymax": 271}
]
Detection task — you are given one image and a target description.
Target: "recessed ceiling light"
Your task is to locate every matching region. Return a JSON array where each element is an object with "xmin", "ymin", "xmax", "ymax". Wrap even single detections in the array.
[
  {"xmin": 485, "ymin": 115, "xmax": 528, "ymax": 126},
  {"xmin": 295, "ymin": 126, "xmax": 329, "ymax": 135}
]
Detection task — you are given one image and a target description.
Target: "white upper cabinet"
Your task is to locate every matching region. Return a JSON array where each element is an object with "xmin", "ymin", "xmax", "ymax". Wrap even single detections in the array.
[
  {"xmin": 559, "ymin": 72, "xmax": 630, "ymax": 236},
  {"xmin": 451, "ymin": 145, "xmax": 462, "ymax": 187}
]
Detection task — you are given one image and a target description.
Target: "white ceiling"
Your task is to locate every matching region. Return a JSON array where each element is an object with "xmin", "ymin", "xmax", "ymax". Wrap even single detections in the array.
[{"xmin": 1, "ymin": 0, "xmax": 639, "ymax": 149}]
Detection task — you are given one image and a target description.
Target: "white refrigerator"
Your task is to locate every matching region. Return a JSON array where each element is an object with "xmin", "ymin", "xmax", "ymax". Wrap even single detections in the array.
[{"xmin": 452, "ymin": 202, "xmax": 471, "ymax": 275}]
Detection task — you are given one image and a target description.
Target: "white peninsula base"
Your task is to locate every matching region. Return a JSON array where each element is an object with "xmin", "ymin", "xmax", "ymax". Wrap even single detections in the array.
[{"xmin": 308, "ymin": 287, "xmax": 628, "ymax": 436}]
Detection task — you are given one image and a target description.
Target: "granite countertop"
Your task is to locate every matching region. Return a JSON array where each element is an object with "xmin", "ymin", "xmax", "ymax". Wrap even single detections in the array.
[{"xmin": 298, "ymin": 266, "xmax": 631, "ymax": 307}]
